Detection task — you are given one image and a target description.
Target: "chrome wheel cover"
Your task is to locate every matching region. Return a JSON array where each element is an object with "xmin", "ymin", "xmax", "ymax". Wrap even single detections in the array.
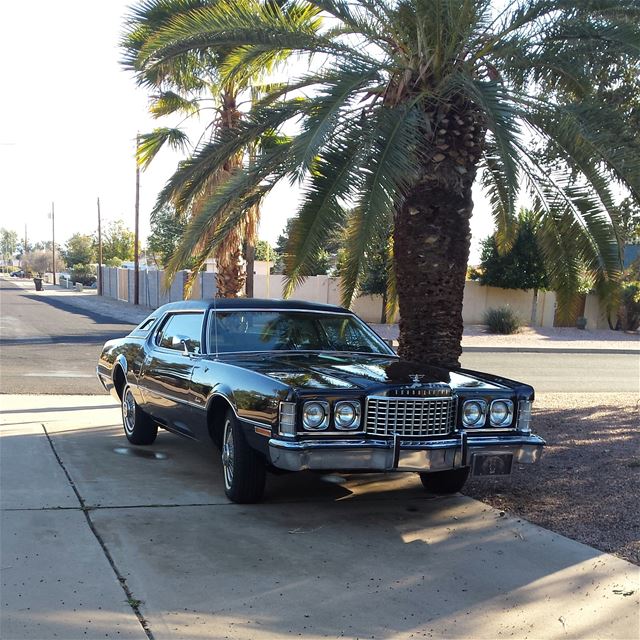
[
  {"xmin": 122, "ymin": 389, "xmax": 136, "ymax": 435},
  {"xmin": 222, "ymin": 419, "xmax": 234, "ymax": 490}
]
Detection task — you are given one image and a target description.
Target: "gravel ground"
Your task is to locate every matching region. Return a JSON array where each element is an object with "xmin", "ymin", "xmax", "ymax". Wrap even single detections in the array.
[{"xmin": 464, "ymin": 393, "xmax": 640, "ymax": 565}]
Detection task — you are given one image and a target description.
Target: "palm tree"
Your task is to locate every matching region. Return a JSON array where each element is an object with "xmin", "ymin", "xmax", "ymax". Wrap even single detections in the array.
[
  {"xmin": 129, "ymin": 0, "xmax": 639, "ymax": 367},
  {"xmin": 122, "ymin": 0, "xmax": 292, "ymax": 296}
]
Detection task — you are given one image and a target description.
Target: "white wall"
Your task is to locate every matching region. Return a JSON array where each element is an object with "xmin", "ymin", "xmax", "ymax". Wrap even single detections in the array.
[{"xmin": 98, "ymin": 266, "xmax": 609, "ymax": 328}]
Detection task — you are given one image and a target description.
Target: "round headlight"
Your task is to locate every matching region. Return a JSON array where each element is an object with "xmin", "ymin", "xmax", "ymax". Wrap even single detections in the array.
[
  {"xmin": 490, "ymin": 400, "xmax": 513, "ymax": 426},
  {"xmin": 462, "ymin": 400, "xmax": 486, "ymax": 427},
  {"xmin": 302, "ymin": 401, "xmax": 328, "ymax": 430},
  {"xmin": 334, "ymin": 401, "xmax": 360, "ymax": 430}
]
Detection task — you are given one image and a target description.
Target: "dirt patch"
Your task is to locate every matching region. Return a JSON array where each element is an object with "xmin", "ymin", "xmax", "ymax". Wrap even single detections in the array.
[{"xmin": 464, "ymin": 393, "xmax": 640, "ymax": 565}]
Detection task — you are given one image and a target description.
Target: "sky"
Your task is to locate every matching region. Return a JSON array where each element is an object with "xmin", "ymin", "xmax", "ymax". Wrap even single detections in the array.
[{"xmin": 0, "ymin": 0, "xmax": 494, "ymax": 264}]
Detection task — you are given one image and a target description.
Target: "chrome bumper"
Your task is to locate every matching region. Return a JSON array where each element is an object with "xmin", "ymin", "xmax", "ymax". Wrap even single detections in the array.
[{"xmin": 268, "ymin": 434, "xmax": 545, "ymax": 472}]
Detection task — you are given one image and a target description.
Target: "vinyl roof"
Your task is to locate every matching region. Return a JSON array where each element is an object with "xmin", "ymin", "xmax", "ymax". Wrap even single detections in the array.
[{"xmin": 155, "ymin": 298, "xmax": 352, "ymax": 314}]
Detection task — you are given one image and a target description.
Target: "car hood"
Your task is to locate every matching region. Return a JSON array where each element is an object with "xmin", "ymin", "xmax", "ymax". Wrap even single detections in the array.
[{"xmin": 219, "ymin": 351, "xmax": 508, "ymax": 392}]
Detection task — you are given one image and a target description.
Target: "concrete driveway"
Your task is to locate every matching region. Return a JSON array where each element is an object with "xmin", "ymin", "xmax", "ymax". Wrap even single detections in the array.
[{"xmin": 1, "ymin": 395, "xmax": 638, "ymax": 640}]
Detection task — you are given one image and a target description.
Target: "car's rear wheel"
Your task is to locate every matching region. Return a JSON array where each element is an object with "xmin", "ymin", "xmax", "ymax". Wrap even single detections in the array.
[
  {"xmin": 221, "ymin": 409, "xmax": 266, "ymax": 504},
  {"xmin": 419, "ymin": 467, "xmax": 470, "ymax": 494},
  {"xmin": 121, "ymin": 384, "xmax": 157, "ymax": 445}
]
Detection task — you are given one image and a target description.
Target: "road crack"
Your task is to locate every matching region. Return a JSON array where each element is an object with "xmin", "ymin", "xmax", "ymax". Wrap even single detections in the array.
[{"xmin": 41, "ymin": 423, "xmax": 154, "ymax": 639}]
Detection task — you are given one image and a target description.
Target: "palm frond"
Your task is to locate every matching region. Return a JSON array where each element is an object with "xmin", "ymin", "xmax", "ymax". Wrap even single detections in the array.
[
  {"xmin": 137, "ymin": 128, "xmax": 190, "ymax": 169},
  {"xmin": 138, "ymin": 0, "xmax": 370, "ymax": 74},
  {"xmin": 340, "ymin": 105, "xmax": 423, "ymax": 307},
  {"xmin": 287, "ymin": 60, "xmax": 383, "ymax": 181},
  {"xmin": 282, "ymin": 120, "xmax": 369, "ymax": 297},
  {"xmin": 459, "ymin": 78, "xmax": 521, "ymax": 224},
  {"xmin": 480, "ymin": 140, "xmax": 518, "ymax": 252},
  {"xmin": 152, "ymin": 98, "xmax": 305, "ymax": 214},
  {"xmin": 165, "ymin": 139, "xmax": 292, "ymax": 279},
  {"xmin": 149, "ymin": 90, "xmax": 200, "ymax": 117}
]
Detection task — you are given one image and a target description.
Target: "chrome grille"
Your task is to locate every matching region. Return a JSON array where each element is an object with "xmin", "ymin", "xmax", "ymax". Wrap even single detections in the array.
[
  {"xmin": 390, "ymin": 385, "xmax": 452, "ymax": 398},
  {"xmin": 365, "ymin": 395, "xmax": 456, "ymax": 437}
]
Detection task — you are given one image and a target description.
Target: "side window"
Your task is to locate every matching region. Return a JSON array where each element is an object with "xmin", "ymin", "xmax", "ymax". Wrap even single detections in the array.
[{"xmin": 156, "ymin": 313, "xmax": 203, "ymax": 353}]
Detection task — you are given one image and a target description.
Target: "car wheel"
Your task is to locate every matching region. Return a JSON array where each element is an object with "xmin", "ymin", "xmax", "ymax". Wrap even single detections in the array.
[
  {"xmin": 221, "ymin": 409, "xmax": 266, "ymax": 504},
  {"xmin": 121, "ymin": 384, "xmax": 158, "ymax": 445},
  {"xmin": 419, "ymin": 467, "xmax": 470, "ymax": 495}
]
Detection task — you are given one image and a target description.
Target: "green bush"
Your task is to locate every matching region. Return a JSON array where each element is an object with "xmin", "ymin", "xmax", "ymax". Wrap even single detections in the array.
[
  {"xmin": 484, "ymin": 306, "xmax": 522, "ymax": 334},
  {"xmin": 70, "ymin": 264, "xmax": 97, "ymax": 286},
  {"xmin": 620, "ymin": 282, "xmax": 640, "ymax": 331}
]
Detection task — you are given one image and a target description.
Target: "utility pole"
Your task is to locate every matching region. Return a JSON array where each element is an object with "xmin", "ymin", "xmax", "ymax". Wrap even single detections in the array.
[
  {"xmin": 50, "ymin": 202, "xmax": 56, "ymax": 285},
  {"xmin": 97, "ymin": 197, "xmax": 103, "ymax": 296},
  {"xmin": 134, "ymin": 134, "xmax": 140, "ymax": 305}
]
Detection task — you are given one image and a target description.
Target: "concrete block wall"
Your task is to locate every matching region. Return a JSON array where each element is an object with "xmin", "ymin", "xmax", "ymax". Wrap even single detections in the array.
[{"xmin": 97, "ymin": 267, "xmax": 608, "ymax": 328}]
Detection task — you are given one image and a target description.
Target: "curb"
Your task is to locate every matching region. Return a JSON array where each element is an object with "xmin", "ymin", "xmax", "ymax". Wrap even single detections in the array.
[{"xmin": 462, "ymin": 346, "xmax": 638, "ymax": 356}]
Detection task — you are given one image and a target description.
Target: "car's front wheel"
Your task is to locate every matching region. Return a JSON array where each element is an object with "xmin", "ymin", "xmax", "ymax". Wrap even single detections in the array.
[
  {"xmin": 121, "ymin": 384, "xmax": 158, "ymax": 445},
  {"xmin": 221, "ymin": 410, "xmax": 266, "ymax": 504},
  {"xmin": 419, "ymin": 467, "xmax": 470, "ymax": 494}
]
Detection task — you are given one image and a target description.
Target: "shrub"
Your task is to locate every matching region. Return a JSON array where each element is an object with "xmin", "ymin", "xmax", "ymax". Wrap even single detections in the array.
[
  {"xmin": 70, "ymin": 264, "xmax": 97, "ymax": 286},
  {"xmin": 484, "ymin": 306, "xmax": 522, "ymax": 334},
  {"xmin": 619, "ymin": 282, "xmax": 640, "ymax": 331}
]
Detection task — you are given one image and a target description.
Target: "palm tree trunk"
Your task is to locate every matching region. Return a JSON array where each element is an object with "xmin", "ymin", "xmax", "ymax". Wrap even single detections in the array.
[{"xmin": 394, "ymin": 181, "xmax": 475, "ymax": 369}]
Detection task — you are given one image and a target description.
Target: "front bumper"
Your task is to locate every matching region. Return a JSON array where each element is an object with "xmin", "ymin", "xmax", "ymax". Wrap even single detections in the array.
[{"xmin": 268, "ymin": 433, "xmax": 544, "ymax": 472}]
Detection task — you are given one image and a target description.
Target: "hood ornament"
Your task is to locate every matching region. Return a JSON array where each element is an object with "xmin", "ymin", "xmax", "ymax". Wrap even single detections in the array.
[{"xmin": 409, "ymin": 373, "xmax": 424, "ymax": 386}]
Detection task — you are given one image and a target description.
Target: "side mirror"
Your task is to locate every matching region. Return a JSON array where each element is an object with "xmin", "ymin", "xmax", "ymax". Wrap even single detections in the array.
[{"xmin": 171, "ymin": 334, "xmax": 192, "ymax": 356}]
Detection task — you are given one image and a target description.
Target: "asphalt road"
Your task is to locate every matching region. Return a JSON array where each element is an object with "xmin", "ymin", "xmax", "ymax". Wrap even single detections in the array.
[
  {"xmin": 0, "ymin": 279, "xmax": 136, "ymax": 394},
  {"xmin": 1, "ymin": 278, "xmax": 637, "ymax": 394}
]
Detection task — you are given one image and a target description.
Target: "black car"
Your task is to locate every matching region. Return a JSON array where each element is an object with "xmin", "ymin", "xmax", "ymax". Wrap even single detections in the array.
[{"xmin": 97, "ymin": 299, "xmax": 544, "ymax": 503}]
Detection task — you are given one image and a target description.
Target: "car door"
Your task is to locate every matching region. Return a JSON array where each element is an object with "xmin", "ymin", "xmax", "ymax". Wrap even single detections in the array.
[{"xmin": 139, "ymin": 311, "xmax": 204, "ymax": 438}]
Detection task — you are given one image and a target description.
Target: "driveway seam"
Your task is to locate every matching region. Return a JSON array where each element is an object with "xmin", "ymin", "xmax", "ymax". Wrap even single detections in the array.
[
  {"xmin": 3, "ymin": 494, "xmax": 443, "ymax": 512},
  {"xmin": 41, "ymin": 423, "xmax": 154, "ymax": 640}
]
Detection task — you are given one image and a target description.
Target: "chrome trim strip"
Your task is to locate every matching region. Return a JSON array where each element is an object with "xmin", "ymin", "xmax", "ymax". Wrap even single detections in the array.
[
  {"xmin": 139, "ymin": 386, "xmax": 274, "ymax": 429},
  {"xmin": 209, "ymin": 307, "xmax": 354, "ymax": 315},
  {"xmin": 367, "ymin": 394, "xmax": 453, "ymax": 402},
  {"xmin": 270, "ymin": 434, "xmax": 545, "ymax": 452},
  {"xmin": 268, "ymin": 434, "xmax": 545, "ymax": 472},
  {"xmin": 201, "ymin": 308, "xmax": 394, "ymax": 356},
  {"xmin": 203, "ymin": 349, "xmax": 396, "ymax": 357},
  {"xmin": 206, "ymin": 391, "xmax": 274, "ymax": 429},
  {"xmin": 114, "ymin": 354, "xmax": 128, "ymax": 376},
  {"xmin": 141, "ymin": 387, "xmax": 203, "ymax": 410},
  {"xmin": 240, "ymin": 415, "xmax": 274, "ymax": 429}
]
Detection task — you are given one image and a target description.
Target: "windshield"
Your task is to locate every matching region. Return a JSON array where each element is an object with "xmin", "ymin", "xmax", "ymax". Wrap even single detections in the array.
[{"xmin": 208, "ymin": 310, "xmax": 392, "ymax": 355}]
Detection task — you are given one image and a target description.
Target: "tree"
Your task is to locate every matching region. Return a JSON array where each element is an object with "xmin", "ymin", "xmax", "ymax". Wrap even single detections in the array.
[
  {"xmin": 121, "ymin": 1, "xmax": 310, "ymax": 297},
  {"xmin": 146, "ymin": 204, "xmax": 190, "ymax": 268},
  {"xmin": 479, "ymin": 212, "xmax": 549, "ymax": 325},
  {"xmin": 274, "ymin": 218, "xmax": 335, "ymax": 276},
  {"xmin": 64, "ymin": 234, "xmax": 96, "ymax": 267},
  {"xmin": 102, "ymin": 220, "xmax": 135, "ymax": 264},
  {"xmin": 254, "ymin": 239, "xmax": 275, "ymax": 262},
  {"xmin": 357, "ymin": 230, "xmax": 395, "ymax": 324},
  {"xmin": 131, "ymin": 0, "xmax": 639, "ymax": 367},
  {"xmin": 0, "ymin": 228, "xmax": 18, "ymax": 261},
  {"xmin": 618, "ymin": 198, "xmax": 640, "ymax": 246},
  {"xmin": 22, "ymin": 251, "xmax": 52, "ymax": 275}
]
